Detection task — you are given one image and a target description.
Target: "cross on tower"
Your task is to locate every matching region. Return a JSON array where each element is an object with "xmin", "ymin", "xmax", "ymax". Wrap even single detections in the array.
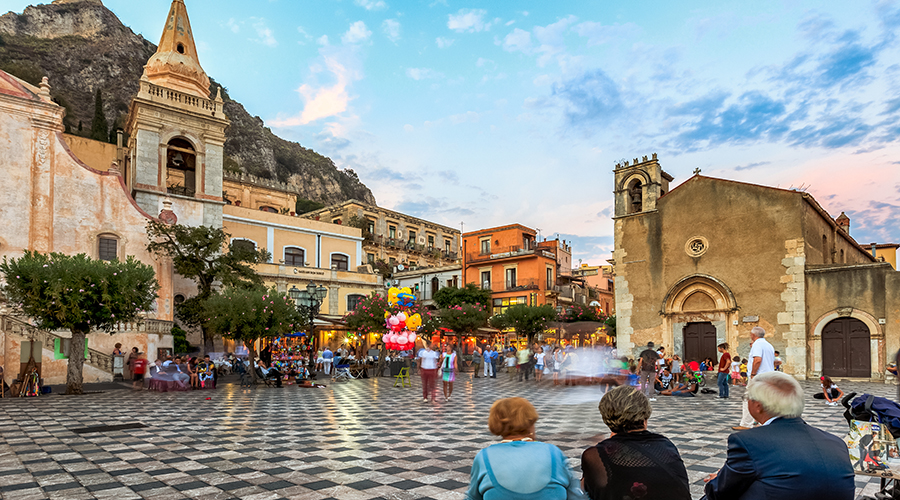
[{"xmin": 693, "ymin": 167, "xmax": 701, "ymax": 175}]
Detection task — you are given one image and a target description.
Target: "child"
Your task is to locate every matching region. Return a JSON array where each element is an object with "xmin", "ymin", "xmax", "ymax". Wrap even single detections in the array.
[
  {"xmin": 506, "ymin": 351, "xmax": 517, "ymax": 380},
  {"xmin": 730, "ymin": 356, "xmax": 742, "ymax": 386},
  {"xmin": 739, "ymin": 359, "xmax": 748, "ymax": 386},
  {"xmin": 774, "ymin": 351, "xmax": 784, "ymax": 372},
  {"xmin": 535, "ymin": 350, "xmax": 545, "ymax": 382},
  {"xmin": 655, "ymin": 367, "xmax": 673, "ymax": 392},
  {"xmin": 814, "ymin": 376, "xmax": 844, "ymax": 406},
  {"xmin": 131, "ymin": 352, "xmax": 147, "ymax": 391},
  {"xmin": 671, "ymin": 355, "xmax": 682, "ymax": 383}
]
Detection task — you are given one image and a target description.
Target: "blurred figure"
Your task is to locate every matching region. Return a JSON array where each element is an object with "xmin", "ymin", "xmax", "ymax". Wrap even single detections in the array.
[
  {"xmin": 467, "ymin": 397, "xmax": 585, "ymax": 500},
  {"xmin": 582, "ymin": 386, "xmax": 690, "ymax": 500}
]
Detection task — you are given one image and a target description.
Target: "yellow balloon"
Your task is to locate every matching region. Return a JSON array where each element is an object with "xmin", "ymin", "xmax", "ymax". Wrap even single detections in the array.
[
  {"xmin": 400, "ymin": 287, "xmax": 412, "ymax": 296},
  {"xmin": 407, "ymin": 313, "xmax": 422, "ymax": 330},
  {"xmin": 384, "ymin": 311, "xmax": 391, "ymax": 319},
  {"xmin": 387, "ymin": 287, "xmax": 400, "ymax": 305}
]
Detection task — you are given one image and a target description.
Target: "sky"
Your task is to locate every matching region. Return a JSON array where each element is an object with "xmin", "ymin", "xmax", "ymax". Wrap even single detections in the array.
[{"xmin": 6, "ymin": 0, "xmax": 900, "ymax": 265}]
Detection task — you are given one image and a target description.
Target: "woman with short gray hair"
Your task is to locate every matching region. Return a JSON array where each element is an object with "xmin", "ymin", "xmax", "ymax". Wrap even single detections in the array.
[{"xmin": 581, "ymin": 386, "xmax": 690, "ymax": 500}]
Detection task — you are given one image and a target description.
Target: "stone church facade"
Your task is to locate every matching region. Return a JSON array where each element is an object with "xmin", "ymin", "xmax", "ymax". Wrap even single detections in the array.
[{"xmin": 612, "ymin": 155, "xmax": 900, "ymax": 381}]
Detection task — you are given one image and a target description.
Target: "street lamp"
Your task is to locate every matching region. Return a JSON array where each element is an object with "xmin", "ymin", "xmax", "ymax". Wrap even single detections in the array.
[{"xmin": 289, "ymin": 282, "xmax": 328, "ymax": 350}]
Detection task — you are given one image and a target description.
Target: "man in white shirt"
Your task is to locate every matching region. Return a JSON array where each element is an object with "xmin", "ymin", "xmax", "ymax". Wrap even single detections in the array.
[
  {"xmin": 417, "ymin": 341, "xmax": 440, "ymax": 402},
  {"xmin": 733, "ymin": 326, "xmax": 776, "ymax": 430}
]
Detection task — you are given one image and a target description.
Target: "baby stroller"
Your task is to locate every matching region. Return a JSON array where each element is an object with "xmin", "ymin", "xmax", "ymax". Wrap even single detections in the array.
[{"xmin": 842, "ymin": 392, "xmax": 900, "ymax": 499}]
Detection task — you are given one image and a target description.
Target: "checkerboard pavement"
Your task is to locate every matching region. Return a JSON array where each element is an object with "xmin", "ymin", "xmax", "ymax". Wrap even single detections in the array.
[{"xmin": 0, "ymin": 372, "xmax": 894, "ymax": 500}]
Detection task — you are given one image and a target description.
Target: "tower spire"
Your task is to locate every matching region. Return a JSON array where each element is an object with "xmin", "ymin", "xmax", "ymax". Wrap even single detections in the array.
[{"xmin": 143, "ymin": 0, "xmax": 210, "ymax": 98}]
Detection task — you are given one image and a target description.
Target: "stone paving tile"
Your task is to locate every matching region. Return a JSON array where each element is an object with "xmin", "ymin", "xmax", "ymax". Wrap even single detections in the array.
[{"xmin": 0, "ymin": 374, "xmax": 896, "ymax": 499}]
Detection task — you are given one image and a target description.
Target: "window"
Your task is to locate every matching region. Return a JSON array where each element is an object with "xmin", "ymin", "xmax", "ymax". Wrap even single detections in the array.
[
  {"xmin": 389, "ymin": 225, "xmax": 397, "ymax": 238},
  {"xmin": 389, "ymin": 257, "xmax": 396, "ymax": 266},
  {"xmin": 232, "ymin": 239, "xmax": 256, "ymax": 253},
  {"xmin": 546, "ymin": 268, "xmax": 554, "ymax": 288},
  {"xmin": 166, "ymin": 138, "xmax": 196, "ymax": 197},
  {"xmin": 333, "ymin": 218, "xmax": 342, "ymax": 225},
  {"xmin": 445, "ymin": 239, "xmax": 452, "ymax": 253},
  {"xmin": 366, "ymin": 253, "xmax": 375, "ymax": 264},
  {"xmin": 505, "ymin": 268, "xmax": 517, "ymax": 289},
  {"xmin": 427, "ymin": 234, "xmax": 435, "ymax": 247},
  {"xmin": 493, "ymin": 296, "xmax": 526, "ymax": 315},
  {"xmin": 259, "ymin": 206, "xmax": 278, "ymax": 213},
  {"xmin": 481, "ymin": 271, "xmax": 491, "ymax": 290},
  {"xmin": 408, "ymin": 230, "xmax": 417, "ymax": 245},
  {"xmin": 284, "ymin": 247, "xmax": 305, "ymax": 267},
  {"xmin": 98, "ymin": 236, "xmax": 117, "ymax": 261},
  {"xmin": 347, "ymin": 294, "xmax": 365, "ymax": 311},
  {"xmin": 367, "ymin": 220, "xmax": 375, "ymax": 234},
  {"xmin": 174, "ymin": 294, "xmax": 185, "ymax": 305},
  {"xmin": 480, "ymin": 239, "xmax": 491, "ymax": 255},
  {"xmin": 841, "ymin": 249, "xmax": 845, "ymax": 263},
  {"xmin": 331, "ymin": 254, "xmax": 349, "ymax": 271}
]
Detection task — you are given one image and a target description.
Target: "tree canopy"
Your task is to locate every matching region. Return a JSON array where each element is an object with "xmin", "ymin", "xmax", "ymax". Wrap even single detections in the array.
[
  {"xmin": 440, "ymin": 303, "xmax": 491, "ymax": 335},
  {"xmin": 146, "ymin": 220, "xmax": 270, "ymax": 351},
  {"xmin": 559, "ymin": 303, "xmax": 607, "ymax": 323},
  {"xmin": 490, "ymin": 304, "xmax": 556, "ymax": 343},
  {"xmin": 432, "ymin": 283, "xmax": 491, "ymax": 308},
  {"xmin": 343, "ymin": 292, "xmax": 439, "ymax": 337},
  {"xmin": 1, "ymin": 251, "xmax": 158, "ymax": 394}
]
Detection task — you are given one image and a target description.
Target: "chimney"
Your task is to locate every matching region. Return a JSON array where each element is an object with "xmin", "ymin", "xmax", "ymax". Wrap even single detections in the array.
[
  {"xmin": 871, "ymin": 243, "xmax": 877, "ymax": 259},
  {"xmin": 836, "ymin": 212, "xmax": 850, "ymax": 234}
]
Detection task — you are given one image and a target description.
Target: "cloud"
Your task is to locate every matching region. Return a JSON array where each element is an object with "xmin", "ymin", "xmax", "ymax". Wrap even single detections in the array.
[
  {"xmin": 251, "ymin": 18, "xmax": 277, "ymax": 47},
  {"xmin": 354, "ymin": 0, "xmax": 387, "ymax": 11},
  {"xmin": 270, "ymin": 55, "xmax": 359, "ymax": 126},
  {"xmin": 406, "ymin": 68, "xmax": 442, "ymax": 80},
  {"xmin": 395, "ymin": 197, "xmax": 475, "ymax": 217},
  {"xmin": 734, "ymin": 161, "xmax": 771, "ymax": 171},
  {"xmin": 788, "ymin": 117, "xmax": 873, "ymax": 149},
  {"xmin": 382, "ymin": 19, "xmax": 401, "ymax": 42},
  {"xmin": 573, "ymin": 21, "xmax": 640, "ymax": 46},
  {"xmin": 666, "ymin": 91, "xmax": 792, "ymax": 150},
  {"xmin": 437, "ymin": 170, "xmax": 459, "ymax": 184},
  {"xmin": 476, "ymin": 57, "xmax": 495, "ymax": 68},
  {"xmin": 448, "ymin": 9, "xmax": 491, "ymax": 33},
  {"xmin": 225, "ymin": 18, "xmax": 240, "ymax": 33},
  {"xmin": 317, "ymin": 35, "xmax": 329, "ymax": 46},
  {"xmin": 435, "ymin": 37, "xmax": 455, "ymax": 48},
  {"xmin": 552, "ymin": 69, "xmax": 624, "ymax": 128},
  {"xmin": 502, "ymin": 28, "xmax": 532, "ymax": 53},
  {"xmin": 449, "ymin": 111, "xmax": 479, "ymax": 124},
  {"xmin": 816, "ymin": 38, "xmax": 878, "ymax": 88},
  {"xmin": 342, "ymin": 21, "xmax": 372, "ymax": 45},
  {"xmin": 296, "ymin": 26, "xmax": 313, "ymax": 44}
]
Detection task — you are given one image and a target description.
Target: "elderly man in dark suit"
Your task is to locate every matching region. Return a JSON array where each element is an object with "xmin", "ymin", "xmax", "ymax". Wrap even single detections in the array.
[{"xmin": 702, "ymin": 371, "xmax": 854, "ymax": 500}]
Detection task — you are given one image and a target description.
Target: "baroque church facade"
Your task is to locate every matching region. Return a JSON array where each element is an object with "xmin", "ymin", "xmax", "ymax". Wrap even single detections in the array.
[{"xmin": 612, "ymin": 155, "xmax": 900, "ymax": 381}]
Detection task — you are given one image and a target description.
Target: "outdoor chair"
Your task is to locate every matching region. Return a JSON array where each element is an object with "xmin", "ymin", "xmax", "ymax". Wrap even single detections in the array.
[
  {"xmin": 393, "ymin": 367, "xmax": 411, "ymax": 387},
  {"xmin": 332, "ymin": 357, "xmax": 355, "ymax": 382}
]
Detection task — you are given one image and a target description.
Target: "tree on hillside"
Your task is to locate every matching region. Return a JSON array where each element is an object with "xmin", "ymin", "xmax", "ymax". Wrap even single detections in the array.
[
  {"xmin": 204, "ymin": 286, "xmax": 302, "ymax": 380},
  {"xmin": 0, "ymin": 252, "xmax": 158, "ymax": 395},
  {"xmin": 146, "ymin": 221, "xmax": 270, "ymax": 353},
  {"xmin": 490, "ymin": 304, "xmax": 556, "ymax": 344},
  {"xmin": 433, "ymin": 283, "xmax": 491, "ymax": 308},
  {"xmin": 90, "ymin": 89, "xmax": 109, "ymax": 143}
]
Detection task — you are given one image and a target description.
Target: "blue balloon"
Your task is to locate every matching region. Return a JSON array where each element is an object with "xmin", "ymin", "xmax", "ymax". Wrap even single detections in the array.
[{"xmin": 397, "ymin": 293, "xmax": 416, "ymax": 307}]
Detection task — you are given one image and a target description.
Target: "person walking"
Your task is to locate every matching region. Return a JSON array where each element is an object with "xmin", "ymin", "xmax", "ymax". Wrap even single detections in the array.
[
  {"xmin": 472, "ymin": 344, "xmax": 482, "ymax": 378},
  {"xmin": 322, "ymin": 347, "xmax": 333, "ymax": 375},
  {"xmin": 517, "ymin": 344, "xmax": 533, "ymax": 382},
  {"xmin": 483, "ymin": 345, "xmax": 494, "ymax": 378},
  {"xmin": 638, "ymin": 342, "xmax": 660, "ymax": 402},
  {"xmin": 716, "ymin": 343, "xmax": 731, "ymax": 399},
  {"xmin": 440, "ymin": 344, "xmax": 458, "ymax": 401},
  {"xmin": 490, "ymin": 345, "xmax": 499, "ymax": 378},
  {"xmin": 733, "ymin": 326, "xmax": 775, "ymax": 430},
  {"xmin": 417, "ymin": 341, "xmax": 439, "ymax": 402}
]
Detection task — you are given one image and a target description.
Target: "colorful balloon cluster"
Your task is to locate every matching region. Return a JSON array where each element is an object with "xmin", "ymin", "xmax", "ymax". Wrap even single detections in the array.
[{"xmin": 384, "ymin": 287, "xmax": 421, "ymax": 351}]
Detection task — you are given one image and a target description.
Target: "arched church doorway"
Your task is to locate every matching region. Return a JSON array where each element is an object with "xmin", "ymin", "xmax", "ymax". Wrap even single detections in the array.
[
  {"xmin": 683, "ymin": 322, "xmax": 717, "ymax": 363},
  {"xmin": 822, "ymin": 318, "xmax": 870, "ymax": 377}
]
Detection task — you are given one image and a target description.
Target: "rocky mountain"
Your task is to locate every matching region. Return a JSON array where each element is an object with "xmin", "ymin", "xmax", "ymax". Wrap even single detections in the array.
[{"xmin": 0, "ymin": 0, "xmax": 375, "ymax": 206}]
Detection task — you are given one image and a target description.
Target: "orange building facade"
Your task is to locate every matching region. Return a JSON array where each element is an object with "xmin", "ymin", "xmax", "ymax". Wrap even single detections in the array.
[{"xmin": 462, "ymin": 224, "xmax": 562, "ymax": 315}]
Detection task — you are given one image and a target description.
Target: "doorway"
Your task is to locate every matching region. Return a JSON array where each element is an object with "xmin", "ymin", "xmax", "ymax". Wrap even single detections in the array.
[
  {"xmin": 822, "ymin": 318, "xmax": 870, "ymax": 377},
  {"xmin": 683, "ymin": 322, "xmax": 717, "ymax": 363}
]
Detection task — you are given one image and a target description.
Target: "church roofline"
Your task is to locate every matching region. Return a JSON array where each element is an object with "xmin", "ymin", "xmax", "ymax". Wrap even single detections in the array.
[{"xmin": 663, "ymin": 174, "xmax": 876, "ymax": 263}]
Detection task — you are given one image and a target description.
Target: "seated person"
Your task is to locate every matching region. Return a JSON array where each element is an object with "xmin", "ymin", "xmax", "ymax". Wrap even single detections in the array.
[
  {"xmin": 660, "ymin": 369, "xmax": 697, "ymax": 397},
  {"xmin": 654, "ymin": 368, "xmax": 673, "ymax": 392},
  {"xmin": 256, "ymin": 360, "xmax": 283, "ymax": 387},
  {"xmin": 582, "ymin": 386, "xmax": 691, "ymax": 500},
  {"xmin": 812, "ymin": 376, "xmax": 844, "ymax": 405}
]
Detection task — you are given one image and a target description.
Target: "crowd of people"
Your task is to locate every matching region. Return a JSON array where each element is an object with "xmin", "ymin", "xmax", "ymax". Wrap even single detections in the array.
[{"xmin": 467, "ymin": 372, "xmax": 856, "ymax": 500}]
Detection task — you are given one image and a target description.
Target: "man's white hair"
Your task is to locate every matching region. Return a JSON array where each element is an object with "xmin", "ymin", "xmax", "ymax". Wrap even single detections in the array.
[
  {"xmin": 750, "ymin": 326, "xmax": 766, "ymax": 338},
  {"xmin": 747, "ymin": 371, "xmax": 804, "ymax": 418}
]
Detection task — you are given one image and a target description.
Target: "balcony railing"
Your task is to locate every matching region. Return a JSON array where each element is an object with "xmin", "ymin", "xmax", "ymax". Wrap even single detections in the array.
[
  {"xmin": 467, "ymin": 244, "xmax": 538, "ymax": 263},
  {"xmin": 480, "ymin": 279, "xmax": 540, "ymax": 292}
]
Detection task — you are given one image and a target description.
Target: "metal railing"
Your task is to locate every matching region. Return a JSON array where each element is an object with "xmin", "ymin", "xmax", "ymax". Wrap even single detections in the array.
[
  {"xmin": 466, "ymin": 244, "xmax": 538, "ymax": 263},
  {"xmin": 480, "ymin": 279, "xmax": 540, "ymax": 292}
]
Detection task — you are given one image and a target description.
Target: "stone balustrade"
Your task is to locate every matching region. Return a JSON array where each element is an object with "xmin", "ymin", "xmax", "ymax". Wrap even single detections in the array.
[{"xmin": 139, "ymin": 80, "xmax": 222, "ymax": 118}]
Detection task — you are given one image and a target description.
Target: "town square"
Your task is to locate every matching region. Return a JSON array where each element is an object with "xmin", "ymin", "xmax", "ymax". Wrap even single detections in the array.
[{"xmin": 1, "ymin": 0, "xmax": 900, "ymax": 499}]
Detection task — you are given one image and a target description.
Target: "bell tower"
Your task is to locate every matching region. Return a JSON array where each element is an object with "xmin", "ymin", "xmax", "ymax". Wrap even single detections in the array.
[
  {"xmin": 124, "ymin": 0, "xmax": 229, "ymax": 227},
  {"xmin": 613, "ymin": 153, "xmax": 673, "ymax": 217}
]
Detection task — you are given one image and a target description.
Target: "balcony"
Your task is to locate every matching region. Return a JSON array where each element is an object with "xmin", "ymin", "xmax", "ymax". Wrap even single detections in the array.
[
  {"xmin": 466, "ymin": 244, "xmax": 539, "ymax": 264},
  {"xmin": 480, "ymin": 278, "xmax": 540, "ymax": 292},
  {"xmin": 167, "ymin": 185, "xmax": 195, "ymax": 197}
]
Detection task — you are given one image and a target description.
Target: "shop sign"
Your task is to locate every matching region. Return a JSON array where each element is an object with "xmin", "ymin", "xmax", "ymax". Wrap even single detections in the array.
[{"xmin": 293, "ymin": 268, "xmax": 326, "ymax": 276}]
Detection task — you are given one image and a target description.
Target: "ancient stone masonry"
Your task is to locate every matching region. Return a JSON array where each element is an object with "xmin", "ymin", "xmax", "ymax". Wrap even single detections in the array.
[{"xmin": 778, "ymin": 239, "xmax": 807, "ymax": 378}]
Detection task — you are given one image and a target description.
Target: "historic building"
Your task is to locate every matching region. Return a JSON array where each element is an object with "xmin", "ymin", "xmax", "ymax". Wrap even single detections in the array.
[
  {"xmin": 570, "ymin": 264, "xmax": 616, "ymax": 315},
  {"xmin": 612, "ymin": 154, "xmax": 900, "ymax": 381},
  {"xmin": 392, "ymin": 264, "xmax": 462, "ymax": 308},
  {"xmin": 303, "ymin": 200, "xmax": 460, "ymax": 270}
]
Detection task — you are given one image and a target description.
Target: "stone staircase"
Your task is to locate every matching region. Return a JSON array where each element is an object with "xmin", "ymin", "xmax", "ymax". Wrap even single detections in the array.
[{"xmin": 0, "ymin": 314, "xmax": 173, "ymax": 373}]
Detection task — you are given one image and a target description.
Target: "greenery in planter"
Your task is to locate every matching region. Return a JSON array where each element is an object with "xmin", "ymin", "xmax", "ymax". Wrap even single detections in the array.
[{"xmin": 0, "ymin": 251, "xmax": 158, "ymax": 395}]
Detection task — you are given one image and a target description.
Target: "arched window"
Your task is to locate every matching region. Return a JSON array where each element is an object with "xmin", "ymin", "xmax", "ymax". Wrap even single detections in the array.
[
  {"xmin": 284, "ymin": 247, "xmax": 305, "ymax": 267},
  {"xmin": 627, "ymin": 179, "xmax": 643, "ymax": 213},
  {"xmin": 174, "ymin": 294, "xmax": 185, "ymax": 305},
  {"xmin": 166, "ymin": 138, "xmax": 196, "ymax": 197},
  {"xmin": 331, "ymin": 253, "xmax": 349, "ymax": 271},
  {"xmin": 98, "ymin": 234, "xmax": 118, "ymax": 261},
  {"xmin": 231, "ymin": 239, "xmax": 256, "ymax": 253},
  {"xmin": 347, "ymin": 294, "xmax": 365, "ymax": 311}
]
